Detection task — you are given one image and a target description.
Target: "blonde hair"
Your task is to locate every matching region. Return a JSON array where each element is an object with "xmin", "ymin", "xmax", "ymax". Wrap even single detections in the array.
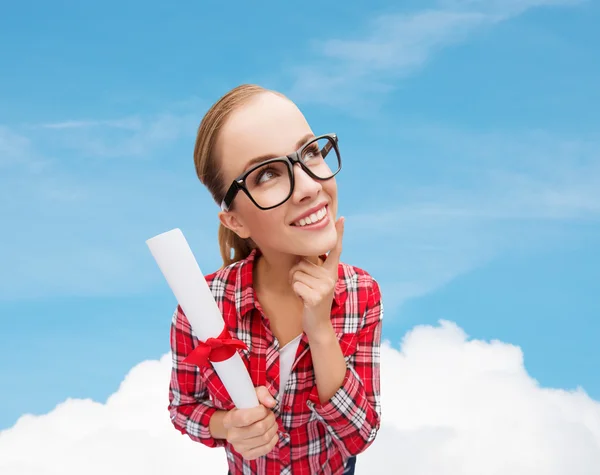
[{"xmin": 193, "ymin": 84, "xmax": 278, "ymax": 268}]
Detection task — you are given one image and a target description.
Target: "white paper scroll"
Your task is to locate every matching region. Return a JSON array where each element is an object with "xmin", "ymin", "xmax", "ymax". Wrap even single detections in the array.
[{"xmin": 146, "ymin": 228, "xmax": 259, "ymax": 409}]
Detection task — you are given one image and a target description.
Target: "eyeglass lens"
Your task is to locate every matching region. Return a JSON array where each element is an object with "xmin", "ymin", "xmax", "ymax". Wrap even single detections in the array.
[{"xmin": 244, "ymin": 137, "xmax": 339, "ymax": 209}]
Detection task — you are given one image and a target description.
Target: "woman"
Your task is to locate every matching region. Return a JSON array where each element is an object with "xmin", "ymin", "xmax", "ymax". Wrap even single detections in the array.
[{"xmin": 168, "ymin": 84, "xmax": 383, "ymax": 474}]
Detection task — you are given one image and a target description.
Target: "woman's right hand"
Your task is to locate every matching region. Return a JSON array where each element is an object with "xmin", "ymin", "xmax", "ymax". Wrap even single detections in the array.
[{"xmin": 222, "ymin": 386, "xmax": 280, "ymax": 460}]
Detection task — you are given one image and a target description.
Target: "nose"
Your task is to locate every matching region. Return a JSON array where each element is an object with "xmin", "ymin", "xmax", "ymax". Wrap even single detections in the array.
[{"xmin": 291, "ymin": 163, "xmax": 322, "ymax": 204}]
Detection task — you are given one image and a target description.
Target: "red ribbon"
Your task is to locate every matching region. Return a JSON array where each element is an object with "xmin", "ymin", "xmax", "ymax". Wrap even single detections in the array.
[{"xmin": 183, "ymin": 326, "xmax": 248, "ymax": 369}]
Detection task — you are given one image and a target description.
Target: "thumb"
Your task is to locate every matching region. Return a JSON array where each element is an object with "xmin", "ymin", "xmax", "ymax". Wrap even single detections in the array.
[{"xmin": 256, "ymin": 385, "xmax": 277, "ymax": 408}]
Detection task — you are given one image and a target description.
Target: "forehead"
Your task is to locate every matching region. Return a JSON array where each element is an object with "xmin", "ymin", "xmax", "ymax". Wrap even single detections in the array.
[{"xmin": 215, "ymin": 92, "xmax": 313, "ymax": 179}]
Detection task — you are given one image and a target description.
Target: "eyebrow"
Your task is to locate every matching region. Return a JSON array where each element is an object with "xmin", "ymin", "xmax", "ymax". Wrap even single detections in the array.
[{"xmin": 242, "ymin": 133, "xmax": 315, "ymax": 172}]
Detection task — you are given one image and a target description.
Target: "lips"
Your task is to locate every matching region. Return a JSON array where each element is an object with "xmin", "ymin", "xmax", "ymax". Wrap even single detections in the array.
[{"xmin": 291, "ymin": 204, "xmax": 328, "ymax": 227}]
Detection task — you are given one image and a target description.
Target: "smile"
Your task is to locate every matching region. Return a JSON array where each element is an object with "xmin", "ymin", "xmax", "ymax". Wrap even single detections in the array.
[{"xmin": 292, "ymin": 205, "xmax": 328, "ymax": 227}]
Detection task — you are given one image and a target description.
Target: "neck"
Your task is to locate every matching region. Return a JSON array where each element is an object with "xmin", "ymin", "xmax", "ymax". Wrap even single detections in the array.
[{"xmin": 254, "ymin": 249, "xmax": 321, "ymax": 297}]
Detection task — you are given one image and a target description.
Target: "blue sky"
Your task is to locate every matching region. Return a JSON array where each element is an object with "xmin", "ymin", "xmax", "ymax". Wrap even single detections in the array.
[{"xmin": 1, "ymin": 0, "xmax": 599, "ymax": 432}]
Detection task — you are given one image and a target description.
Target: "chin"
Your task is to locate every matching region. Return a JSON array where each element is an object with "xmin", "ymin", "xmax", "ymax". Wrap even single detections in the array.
[{"xmin": 294, "ymin": 235, "xmax": 338, "ymax": 258}]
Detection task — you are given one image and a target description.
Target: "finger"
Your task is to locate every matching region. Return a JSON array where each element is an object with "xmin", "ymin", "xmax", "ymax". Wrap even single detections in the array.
[
  {"xmin": 236, "ymin": 416, "xmax": 279, "ymax": 450},
  {"xmin": 228, "ymin": 412, "xmax": 275, "ymax": 443},
  {"xmin": 290, "ymin": 269, "xmax": 322, "ymax": 290},
  {"xmin": 292, "ymin": 280, "xmax": 314, "ymax": 305},
  {"xmin": 323, "ymin": 216, "xmax": 344, "ymax": 272},
  {"xmin": 242, "ymin": 432, "xmax": 280, "ymax": 460},
  {"xmin": 289, "ymin": 259, "xmax": 321, "ymax": 284},
  {"xmin": 255, "ymin": 386, "xmax": 277, "ymax": 408},
  {"xmin": 229, "ymin": 405, "xmax": 269, "ymax": 428}
]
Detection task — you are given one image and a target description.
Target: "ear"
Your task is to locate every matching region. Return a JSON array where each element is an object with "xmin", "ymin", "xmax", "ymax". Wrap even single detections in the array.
[{"xmin": 218, "ymin": 210, "xmax": 252, "ymax": 240}]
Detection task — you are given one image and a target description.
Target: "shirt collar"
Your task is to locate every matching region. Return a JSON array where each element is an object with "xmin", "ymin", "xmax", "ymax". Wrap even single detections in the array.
[{"xmin": 235, "ymin": 248, "xmax": 347, "ymax": 319}]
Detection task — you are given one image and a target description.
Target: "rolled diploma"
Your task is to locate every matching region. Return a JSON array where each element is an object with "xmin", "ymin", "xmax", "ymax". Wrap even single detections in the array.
[{"xmin": 146, "ymin": 228, "xmax": 259, "ymax": 409}]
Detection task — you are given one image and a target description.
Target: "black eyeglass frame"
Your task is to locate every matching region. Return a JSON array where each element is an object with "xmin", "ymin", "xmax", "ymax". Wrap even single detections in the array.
[{"xmin": 220, "ymin": 133, "xmax": 341, "ymax": 212}]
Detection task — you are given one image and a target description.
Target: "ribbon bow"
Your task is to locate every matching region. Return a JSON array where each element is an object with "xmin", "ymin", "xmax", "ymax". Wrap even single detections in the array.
[{"xmin": 183, "ymin": 326, "xmax": 248, "ymax": 369}]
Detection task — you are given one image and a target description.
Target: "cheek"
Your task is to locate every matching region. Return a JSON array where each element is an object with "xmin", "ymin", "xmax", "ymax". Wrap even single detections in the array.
[
  {"xmin": 244, "ymin": 207, "xmax": 287, "ymax": 239},
  {"xmin": 324, "ymin": 177, "xmax": 337, "ymax": 195},
  {"xmin": 324, "ymin": 179, "xmax": 338, "ymax": 207}
]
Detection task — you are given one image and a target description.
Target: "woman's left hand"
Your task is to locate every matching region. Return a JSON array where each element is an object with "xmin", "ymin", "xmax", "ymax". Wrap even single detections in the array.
[{"xmin": 289, "ymin": 217, "xmax": 345, "ymax": 339}]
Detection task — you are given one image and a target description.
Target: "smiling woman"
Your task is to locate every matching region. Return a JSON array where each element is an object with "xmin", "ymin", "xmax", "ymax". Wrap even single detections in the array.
[{"xmin": 167, "ymin": 84, "xmax": 383, "ymax": 475}]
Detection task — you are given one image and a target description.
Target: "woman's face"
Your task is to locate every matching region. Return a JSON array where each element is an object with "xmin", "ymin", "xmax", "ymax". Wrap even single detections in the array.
[{"xmin": 216, "ymin": 92, "xmax": 339, "ymax": 259}]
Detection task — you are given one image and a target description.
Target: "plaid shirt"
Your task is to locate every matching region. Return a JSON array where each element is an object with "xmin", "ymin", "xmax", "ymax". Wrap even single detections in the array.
[{"xmin": 168, "ymin": 249, "xmax": 383, "ymax": 475}]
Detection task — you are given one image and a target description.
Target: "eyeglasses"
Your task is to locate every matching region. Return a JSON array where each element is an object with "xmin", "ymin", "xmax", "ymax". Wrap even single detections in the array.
[{"xmin": 220, "ymin": 133, "xmax": 341, "ymax": 212}]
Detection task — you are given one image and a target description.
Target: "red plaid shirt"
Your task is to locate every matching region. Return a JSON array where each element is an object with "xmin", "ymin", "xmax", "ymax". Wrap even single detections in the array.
[{"xmin": 168, "ymin": 248, "xmax": 383, "ymax": 474}]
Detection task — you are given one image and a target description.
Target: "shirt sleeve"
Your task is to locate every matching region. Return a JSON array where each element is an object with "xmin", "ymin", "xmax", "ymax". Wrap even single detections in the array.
[
  {"xmin": 168, "ymin": 305, "xmax": 227, "ymax": 448},
  {"xmin": 307, "ymin": 277, "xmax": 383, "ymax": 458}
]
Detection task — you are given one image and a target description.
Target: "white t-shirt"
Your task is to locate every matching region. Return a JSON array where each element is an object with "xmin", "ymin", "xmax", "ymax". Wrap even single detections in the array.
[{"xmin": 279, "ymin": 334, "xmax": 302, "ymax": 396}]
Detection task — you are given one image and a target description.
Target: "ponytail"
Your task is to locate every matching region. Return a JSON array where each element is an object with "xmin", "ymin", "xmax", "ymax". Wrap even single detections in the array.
[{"xmin": 218, "ymin": 223, "xmax": 254, "ymax": 268}]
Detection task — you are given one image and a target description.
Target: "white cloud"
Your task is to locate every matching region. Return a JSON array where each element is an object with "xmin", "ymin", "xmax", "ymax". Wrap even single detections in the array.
[
  {"xmin": 364, "ymin": 322, "xmax": 600, "ymax": 475},
  {"xmin": 38, "ymin": 117, "xmax": 143, "ymax": 130},
  {"xmin": 320, "ymin": 11, "xmax": 488, "ymax": 71},
  {"xmin": 438, "ymin": 0, "xmax": 583, "ymax": 17},
  {"xmin": 1, "ymin": 321, "xmax": 599, "ymax": 474},
  {"xmin": 0, "ymin": 125, "xmax": 48, "ymax": 172},
  {"xmin": 0, "ymin": 355, "xmax": 227, "ymax": 475},
  {"xmin": 29, "ymin": 95, "xmax": 207, "ymax": 158},
  {"xmin": 34, "ymin": 112, "xmax": 199, "ymax": 158},
  {"xmin": 0, "ymin": 126, "xmax": 30, "ymax": 165},
  {"xmin": 366, "ymin": 321, "xmax": 600, "ymax": 474},
  {"xmin": 288, "ymin": 0, "xmax": 582, "ymax": 108}
]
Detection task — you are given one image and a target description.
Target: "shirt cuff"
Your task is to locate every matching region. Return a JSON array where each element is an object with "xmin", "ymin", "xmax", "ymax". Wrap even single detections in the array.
[
  {"xmin": 306, "ymin": 365, "xmax": 375, "ymax": 442},
  {"xmin": 172, "ymin": 402, "xmax": 227, "ymax": 449}
]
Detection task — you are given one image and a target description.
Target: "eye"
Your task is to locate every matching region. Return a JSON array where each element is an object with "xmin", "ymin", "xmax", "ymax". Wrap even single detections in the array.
[
  {"xmin": 254, "ymin": 166, "xmax": 279, "ymax": 185},
  {"xmin": 302, "ymin": 144, "xmax": 321, "ymax": 162}
]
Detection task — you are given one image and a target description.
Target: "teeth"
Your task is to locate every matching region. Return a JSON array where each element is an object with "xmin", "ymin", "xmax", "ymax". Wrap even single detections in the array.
[{"xmin": 294, "ymin": 206, "xmax": 327, "ymax": 227}]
